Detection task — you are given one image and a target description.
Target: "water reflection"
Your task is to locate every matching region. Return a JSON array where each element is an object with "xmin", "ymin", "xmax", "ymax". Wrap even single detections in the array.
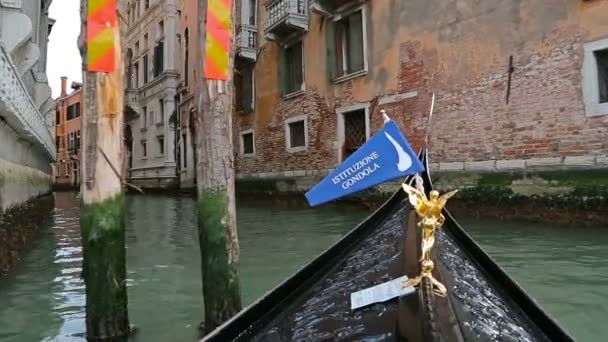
[{"xmin": 0, "ymin": 193, "xmax": 364, "ymax": 341}]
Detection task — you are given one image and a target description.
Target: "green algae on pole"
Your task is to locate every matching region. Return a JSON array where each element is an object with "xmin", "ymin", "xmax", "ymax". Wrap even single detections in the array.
[
  {"xmin": 78, "ymin": 0, "xmax": 130, "ymax": 338},
  {"xmin": 196, "ymin": 0, "xmax": 242, "ymax": 333}
]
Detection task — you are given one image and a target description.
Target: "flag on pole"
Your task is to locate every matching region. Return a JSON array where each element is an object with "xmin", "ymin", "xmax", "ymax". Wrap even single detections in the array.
[
  {"xmin": 204, "ymin": 0, "xmax": 232, "ymax": 80},
  {"xmin": 305, "ymin": 120, "xmax": 423, "ymax": 207},
  {"xmin": 87, "ymin": 0, "xmax": 117, "ymax": 72}
]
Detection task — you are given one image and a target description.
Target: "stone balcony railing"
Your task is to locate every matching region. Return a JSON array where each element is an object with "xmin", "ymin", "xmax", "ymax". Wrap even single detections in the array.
[
  {"xmin": 264, "ymin": 0, "xmax": 308, "ymax": 41},
  {"xmin": 0, "ymin": 43, "xmax": 55, "ymax": 160},
  {"xmin": 236, "ymin": 24, "xmax": 258, "ymax": 61}
]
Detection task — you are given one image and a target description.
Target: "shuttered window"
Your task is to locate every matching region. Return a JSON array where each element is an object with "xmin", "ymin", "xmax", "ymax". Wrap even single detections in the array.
[
  {"xmin": 279, "ymin": 41, "xmax": 303, "ymax": 95},
  {"xmin": 327, "ymin": 9, "xmax": 366, "ymax": 80}
]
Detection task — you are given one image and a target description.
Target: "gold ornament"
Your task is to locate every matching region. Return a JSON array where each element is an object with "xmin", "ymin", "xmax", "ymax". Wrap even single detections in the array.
[{"xmin": 402, "ymin": 182, "xmax": 457, "ymax": 297}]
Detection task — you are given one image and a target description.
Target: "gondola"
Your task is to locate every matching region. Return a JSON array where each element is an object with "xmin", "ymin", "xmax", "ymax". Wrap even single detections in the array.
[{"xmin": 201, "ymin": 149, "xmax": 574, "ymax": 341}]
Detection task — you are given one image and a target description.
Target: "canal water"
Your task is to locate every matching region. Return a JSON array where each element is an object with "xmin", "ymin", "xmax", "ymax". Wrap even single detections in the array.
[{"xmin": 0, "ymin": 192, "xmax": 606, "ymax": 341}]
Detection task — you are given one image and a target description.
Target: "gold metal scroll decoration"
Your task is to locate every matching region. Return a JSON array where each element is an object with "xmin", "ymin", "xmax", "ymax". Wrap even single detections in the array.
[{"xmin": 402, "ymin": 182, "xmax": 458, "ymax": 297}]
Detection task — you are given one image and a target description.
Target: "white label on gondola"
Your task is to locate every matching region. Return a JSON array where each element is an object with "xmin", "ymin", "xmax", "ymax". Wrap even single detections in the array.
[{"xmin": 350, "ymin": 276, "xmax": 416, "ymax": 310}]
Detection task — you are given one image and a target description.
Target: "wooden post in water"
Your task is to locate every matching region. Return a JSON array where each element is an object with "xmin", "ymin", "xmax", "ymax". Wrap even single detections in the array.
[
  {"xmin": 79, "ymin": 0, "xmax": 130, "ymax": 338},
  {"xmin": 196, "ymin": 0, "xmax": 242, "ymax": 333}
]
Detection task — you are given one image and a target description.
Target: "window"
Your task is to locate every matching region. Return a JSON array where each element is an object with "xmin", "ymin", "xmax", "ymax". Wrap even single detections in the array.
[
  {"xmin": 157, "ymin": 135, "xmax": 165, "ymax": 155},
  {"xmin": 337, "ymin": 103, "xmax": 370, "ymax": 162},
  {"xmin": 66, "ymin": 103, "xmax": 80, "ymax": 120},
  {"xmin": 142, "ymin": 106, "xmax": 147, "ymax": 127},
  {"xmin": 56, "ymin": 110, "xmax": 60, "ymax": 124},
  {"xmin": 145, "ymin": 0, "xmax": 149, "ymax": 9},
  {"xmin": 144, "ymin": 33, "xmax": 148, "ymax": 50},
  {"xmin": 143, "ymin": 54, "xmax": 149, "ymax": 84},
  {"xmin": 154, "ymin": 40, "xmax": 164, "ymax": 77},
  {"xmin": 134, "ymin": 61, "xmax": 139, "ymax": 87},
  {"xmin": 135, "ymin": 41, "xmax": 139, "ymax": 56},
  {"xmin": 285, "ymin": 116, "xmax": 307, "ymax": 152},
  {"xmin": 236, "ymin": 67, "xmax": 254, "ymax": 111},
  {"xmin": 158, "ymin": 98, "xmax": 164, "ymax": 123},
  {"xmin": 279, "ymin": 41, "xmax": 303, "ymax": 96},
  {"xmin": 328, "ymin": 7, "xmax": 367, "ymax": 81},
  {"xmin": 248, "ymin": 0, "xmax": 256, "ymax": 25},
  {"xmin": 141, "ymin": 141, "xmax": 147, "ymax": 158},
  {"xmin": 56, "ymin": 136, "xmax": 60, "ymax": 150},
  {"xmin": 184, "ymin": 29, "xmax": 189, "ymax": 86},
  {"xmin": 597, "ymin": 49, "xmax": 608, "ymax": 104},
  {"xmin": 158, "ymin": 20, "xmax": 164, "ymax": 39},
  {"xmin": 240, "ymin": 130, "xmax": 255, "ymax": 156},
  {"xmin": 76, "ymin": 131, "xmax": 81, "ymax": 150},
  {"xmin": 182, "ymin": 133, "xmax": 187, "ymax": 168},
  {"xmin": 583, "ymin": 38, "xmax": 608, "ymax": 117},
  {"xmin": 69, "ymin": 132, "xmax": 74, "ymax": 150}
]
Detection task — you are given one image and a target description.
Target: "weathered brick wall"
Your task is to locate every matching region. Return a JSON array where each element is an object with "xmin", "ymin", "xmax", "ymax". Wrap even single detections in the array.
[
  {"xmin": 233, "ymin": 0, "xmax": 608, "ymax": 177},
  {"xmin": 235, "ymin": 90, "xmax": 339, "ymax": 174}
]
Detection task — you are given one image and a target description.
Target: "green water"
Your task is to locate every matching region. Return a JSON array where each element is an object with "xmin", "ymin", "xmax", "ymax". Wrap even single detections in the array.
[
  {"xmin": 459, "ymin": 217, "xmax": 608, "ymax": 341},
  {"xmin": 0, "ymin": 193, "xmax": 606, "ymax": 341},
  {"xmin": 0, "ymin": 192, "xmax": 366, "ymax": 341}
]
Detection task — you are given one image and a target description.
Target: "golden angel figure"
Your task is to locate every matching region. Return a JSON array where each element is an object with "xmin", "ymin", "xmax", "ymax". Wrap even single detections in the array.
[{"xmin": 402, "ymin": 182, "xmax": 457, "ymax": 296}]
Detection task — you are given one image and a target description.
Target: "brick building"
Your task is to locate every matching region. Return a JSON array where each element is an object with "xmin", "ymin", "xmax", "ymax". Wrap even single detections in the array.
[
  {"xmin": 226, "ymin": 0, "xmax": 608, "ymax": 185},
  {"xmin": 54, "ymin": 77, "xmax": 82, "ymax": 187}
]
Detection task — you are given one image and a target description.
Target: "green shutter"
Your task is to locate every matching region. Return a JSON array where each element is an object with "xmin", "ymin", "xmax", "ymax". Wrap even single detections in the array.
[
  {"xmin": 348, "ymin": 11, "xmax": 364, "ymax": 73},
  {"xmin": 278, "ymin": 46, "xmax": 288, "ymax": 95},
  {"xmin": 326, "ymin": 20, "xmax": 337, "ymax": 80},
  {"xmin": 293, "ymin": 42, "xmax": 303, "ymax": 91}
]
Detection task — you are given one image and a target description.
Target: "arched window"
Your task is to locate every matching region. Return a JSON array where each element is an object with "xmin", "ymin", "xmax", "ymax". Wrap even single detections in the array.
[{"xmin": 184, "ymin": 28, "xmax": 189, "ymax": 87}]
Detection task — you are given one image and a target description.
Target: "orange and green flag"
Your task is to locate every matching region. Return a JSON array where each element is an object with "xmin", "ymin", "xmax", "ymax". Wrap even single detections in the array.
[
  {"xmin": 87, "ymin": 0, "xmax": 117, "ymax": 72},
  {"xmin": 204, "ymin": 0, "xmax": 232, "ymax": 80}
]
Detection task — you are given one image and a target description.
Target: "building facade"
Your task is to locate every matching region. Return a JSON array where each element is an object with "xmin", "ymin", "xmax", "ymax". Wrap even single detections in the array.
[
  {"xmin": 228, "ymin": 0, "xmax": 608, "ymax": 184},
  {"xmin": 175, "ymin": 0, "xmax": 199, "ymax": 189},
  {"xmin": 54, "ymin": 77, "xmax": 82, "ymax": 187},
  {"xmin": 124, "ymin": 0, "xmax": 180, "ymax": 189},
  {"xmin": 0, "ymin": 0, "xmax": 56, "ymax": 275}
]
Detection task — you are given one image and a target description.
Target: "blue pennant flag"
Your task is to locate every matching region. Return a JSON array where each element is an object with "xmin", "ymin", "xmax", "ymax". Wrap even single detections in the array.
[{"xmin": 305, "ymin": 120, "xmax": 424, "ymax": 206}]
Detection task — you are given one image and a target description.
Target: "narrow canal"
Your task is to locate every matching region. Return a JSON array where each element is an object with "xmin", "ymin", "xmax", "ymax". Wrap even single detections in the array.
[{"xmin": 0, "ymin": 192, "xmax": 606, "ymax": 341}]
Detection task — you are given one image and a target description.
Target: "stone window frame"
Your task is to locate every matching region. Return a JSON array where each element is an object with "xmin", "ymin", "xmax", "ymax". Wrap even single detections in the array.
[
  {"xmin": 240, "ymin": 129, "xmax": 256, "ymax": 157},
  {"xmin": 285, "ymin": 114, "xmax": 309, "ymax": 153},
  {"xmin": 582, "ymin": 38, "xmax": 608, "ymax": 117},
  {"xmin": 335, "ymin": 102, "xmax": 371, "ymax": 163}
]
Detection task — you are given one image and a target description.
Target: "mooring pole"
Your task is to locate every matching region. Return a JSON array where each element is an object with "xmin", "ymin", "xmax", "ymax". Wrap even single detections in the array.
[
  {"xmin": 196, "ymin": 0, "xmax": 242, "ymax": 333},
  {"xmin": 79, "ymin": 0, "xmax": 130, "ymax": 338}
]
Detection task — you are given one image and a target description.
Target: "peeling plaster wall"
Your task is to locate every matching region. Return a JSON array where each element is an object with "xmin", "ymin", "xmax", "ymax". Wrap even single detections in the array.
[{"xmin": 234, "ymin": 0, "xmax": 608, "ymax": 177}]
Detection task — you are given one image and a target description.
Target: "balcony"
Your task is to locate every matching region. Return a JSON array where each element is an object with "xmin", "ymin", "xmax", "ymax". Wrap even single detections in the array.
[
  {"xmin": 125, "ymin": 89, "xmax": 141, "ymax": 119},
  {"xmin": 264, "ymin": 0, "xmax": 308, "ymax": 41},
  {"xmin": 236, "ymin": 25, "xmax": 258, "ymax": 62}
]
